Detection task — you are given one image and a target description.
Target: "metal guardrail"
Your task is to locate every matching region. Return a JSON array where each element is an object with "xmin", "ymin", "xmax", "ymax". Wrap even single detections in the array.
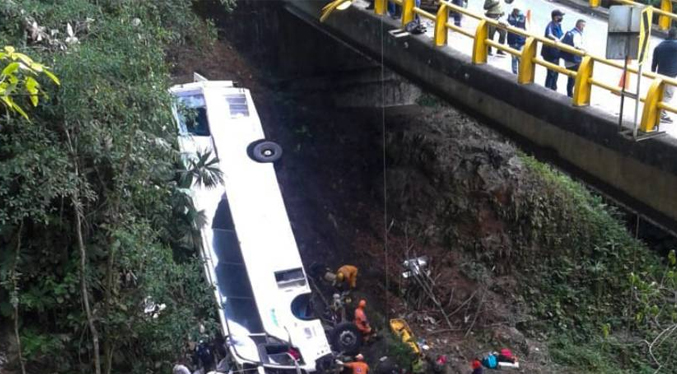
[{"xmin": 369, "ymin": 0, "xmax": 677, "ymax": 132}]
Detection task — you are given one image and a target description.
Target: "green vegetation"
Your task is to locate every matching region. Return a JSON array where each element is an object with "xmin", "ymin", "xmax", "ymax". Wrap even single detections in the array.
[
  {"xmin": 509, "ymin": 155, "xmax": 677, "ymax": 373},
  {"xmin": 0, "ymin": 46, "xmax": 60, "ymax": 120},
  {"xmin": 0, "ymin": 0, "xmax": 234, "ymax": 373}
]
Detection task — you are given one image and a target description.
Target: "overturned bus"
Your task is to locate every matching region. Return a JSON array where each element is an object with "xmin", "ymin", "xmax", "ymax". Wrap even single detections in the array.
[{"xmin": 170, "ymin": 77, "xmax": 356, "ymax": 374}]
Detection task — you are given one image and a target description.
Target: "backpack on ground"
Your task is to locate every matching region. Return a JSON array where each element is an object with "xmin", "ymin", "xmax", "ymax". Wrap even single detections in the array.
[{"xmin": 405, "ymin": 18, "xmax": 426, "ymax": 34}]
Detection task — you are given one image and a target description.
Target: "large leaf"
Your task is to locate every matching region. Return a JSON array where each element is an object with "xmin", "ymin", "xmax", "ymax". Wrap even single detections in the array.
[
  {"xmin": 1, "ymin": 61, "xmax": 20, "ymax": 76},
  {"xmin": 25, "ymin": 76, "xmax": 40, "ymax": 106},
  {"xmin": 43, "ymin": 69, "xmax": 61, "ymax": 85}
]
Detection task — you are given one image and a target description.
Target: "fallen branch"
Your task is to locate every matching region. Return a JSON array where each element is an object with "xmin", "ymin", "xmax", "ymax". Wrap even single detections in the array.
[
  {"xmin": 465, "ymin": 291, "xmax": 486, "ymax": 338},
  {"xmin": 448, "ymin": 290, "xmax": 477, "ymax": 318}
]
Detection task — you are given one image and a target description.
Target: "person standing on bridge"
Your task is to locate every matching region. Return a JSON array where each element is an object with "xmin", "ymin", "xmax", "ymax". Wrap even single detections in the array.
[
  {"xmin": 506, "ymin": 1, "xmax": 527, "ymax": 74},
  {"xmin": 449, "ymin": 0, "xmax": 466, "ymax": 27},
  {"xmin": 652, "ymin": 28, "xmax": 677, "ymax": 124},
  {"xmin": 484, "ymin": 0, "xmax": 507, "ymax": 56},
  {"xmin": 542, "ymin": 9, "xmax": 565, "ymax": 91},
  {"xmin": 561, "ymin": 19, "xmax": 586, "ymax": 98}
]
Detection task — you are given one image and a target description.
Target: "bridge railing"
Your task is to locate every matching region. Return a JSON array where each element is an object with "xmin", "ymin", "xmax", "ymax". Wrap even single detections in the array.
[{"xmin": 370, "ymin": 0, "xmax": 677, "ymax": 132}]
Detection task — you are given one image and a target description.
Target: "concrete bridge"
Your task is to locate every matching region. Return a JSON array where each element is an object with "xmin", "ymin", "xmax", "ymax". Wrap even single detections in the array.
[{"xmin": 280, "ymin": 0, "xmax": 677, "ymax": 233}]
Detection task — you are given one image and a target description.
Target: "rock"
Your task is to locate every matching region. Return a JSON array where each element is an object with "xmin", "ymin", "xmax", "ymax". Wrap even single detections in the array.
[{"xmin": 491, "ymin": 325, "xmax": 527, "ymax": 353}]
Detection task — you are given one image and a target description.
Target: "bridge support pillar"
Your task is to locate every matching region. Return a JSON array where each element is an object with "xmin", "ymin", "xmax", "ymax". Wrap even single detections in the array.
[
  {"xmin": 641, "ymin": 79, "xmax": 664, "ymax": 132},
  {"xmin": 660, "ymin": 0, "xmax": 673, "ymax": 30},
  {"xmin": 435, "ymin": 5, "xmax": 448, "ymax": 46},
  {"xmin": 517, "ymin": 37, "xmax": 536, "ymax": 84},
  {"xmin": 472, "ymin": 20, "xmax": 489, "ymax": 64},
  {"xmin": 402, "ymin": 0, "xmax": 415, "ymax": 26},
  {"xmin": 375, "ymin": 0, "xmax": 386, "ymax": 15},
  {"xmin": 572, "ymin": 56, "xmax": 593, "ymax": 106}
]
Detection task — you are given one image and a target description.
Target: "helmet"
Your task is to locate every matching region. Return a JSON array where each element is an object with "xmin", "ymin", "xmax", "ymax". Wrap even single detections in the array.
[
  {"xmin": 337, "ymin": 272, "xmax": 345, "ymax": 282},
  {"xmin": 358, "ymin": 299, "xmax": 367, "ymax": 308},
  {"xmin": 356, "ymin": 354, "xmax": 364, "ymax": 361}
]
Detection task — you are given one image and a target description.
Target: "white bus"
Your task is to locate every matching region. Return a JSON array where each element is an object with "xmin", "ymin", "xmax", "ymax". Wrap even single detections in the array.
[{"xmin": 170, "ymin": 77, "xmax": 338, "ymax": 374}]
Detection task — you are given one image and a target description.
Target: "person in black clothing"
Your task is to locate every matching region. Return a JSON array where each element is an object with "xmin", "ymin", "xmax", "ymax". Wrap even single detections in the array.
[{"xmin": 652, "ymin": 28, "xmax": 677, "ymax": 123}]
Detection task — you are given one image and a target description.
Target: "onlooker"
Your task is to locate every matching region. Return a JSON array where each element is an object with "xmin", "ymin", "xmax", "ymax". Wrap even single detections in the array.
[
  {"xmin": 450, "ymin": 0, "xmax": 466, "ymax": 27},
  {"xmin": 388, "ymin": 1, "xmax": 401, "ymax": 19},
  {"xmin": 542, "ymin": 9, "xmax": 565, "ymax": 91},
  {"xmin": 507, "ymin": 1, "xmax": 527, "ymax": 74},
  {"xmin": 484, "ymin": 0, "xmax": 506, "ymax": 56},
  {"xmin": 651, "ymin": 27, "xmax": 677, "ymax": 123},
  {"xmin": 561, "ymin": 19, "xmax": 586, "ymax": 98}
]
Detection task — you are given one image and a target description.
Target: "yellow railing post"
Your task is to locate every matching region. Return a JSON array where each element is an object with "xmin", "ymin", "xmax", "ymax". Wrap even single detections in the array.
[
  {"xmin": 402, "ymin": 0, "xmax": 415, "ymax": 26},
  {"xmin": 640, "ymin": 79, "xmax": 665, "ymax": 132},
  {"xmin": 435, "ymin": 4, "xmax": 449, "ymax": 46},
  {"xmin": 518, "ymin": 37, "xmax": 537, "ymax": 84},
  {"xmin": 472, "ymin": 20, "xmax": 489, "ymax": 64},
  {"xmin": 572, "ymin": 56, "xmax": 594, "ymax": 106},
  {"xmin": 375, "ymin": 0, "xmax": 386, "ymax": 15},
  {"xmin": 659, "ymin": 0, "xmax": 673, "ymax": 30},
  {"xmin": 590, "ymin": 0, "xmax": 600, "ymax": 8}
]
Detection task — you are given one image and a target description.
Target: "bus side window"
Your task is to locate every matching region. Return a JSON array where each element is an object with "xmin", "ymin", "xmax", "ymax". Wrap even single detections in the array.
[{"xmin": 177, "ymin": 94, "xmax": 210, "ymax": 136}]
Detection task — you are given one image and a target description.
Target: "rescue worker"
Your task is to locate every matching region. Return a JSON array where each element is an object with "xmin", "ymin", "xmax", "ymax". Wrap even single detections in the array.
[
  {"xmin": 354, "ymin": 299, "xmax": 373, "ymax": 338},
  {"xmin": 471, "ymin": 359, "xmax": 483, "ymax": 374},
  {"xmin": 336, "ymin": 264, "xmax": 359, "ymax": 290},
  {"xmin": 338, "ymin": 354, "xmax": 370, "ymax": 374}
]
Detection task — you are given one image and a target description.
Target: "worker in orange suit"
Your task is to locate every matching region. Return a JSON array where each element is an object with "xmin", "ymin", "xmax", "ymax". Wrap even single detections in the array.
[
  {"xmin": 337, "ymin": 354, "xmax": 369, "ymax": 374},
  {"xmin": 354, "ymin": 299, "xmax": 374, "ymax": 340},
  {"xmin": 336, "ymin": 265, "xmax": 359, "ymax": 290}
]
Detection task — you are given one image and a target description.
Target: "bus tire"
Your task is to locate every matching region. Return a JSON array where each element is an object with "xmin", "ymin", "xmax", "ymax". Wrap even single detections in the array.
[
  {"xmin": 248, "ymin": 140, "xmax": 283, "ymax": 163},
  {"xmin": 330, "ymin": 322, "xmax": 362, "ymax": 355}
]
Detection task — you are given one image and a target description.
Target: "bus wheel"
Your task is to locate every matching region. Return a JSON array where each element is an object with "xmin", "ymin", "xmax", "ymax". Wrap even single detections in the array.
[
  {"xmin": 331, "ymin": 322, "xmax": 362, "ymax": 355},
  {"xmin": 248, "ymin": 140, "xmax": 283, "ymax": 163}
]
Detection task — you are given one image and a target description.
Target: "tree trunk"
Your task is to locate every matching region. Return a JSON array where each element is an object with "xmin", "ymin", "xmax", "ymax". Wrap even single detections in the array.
[
  {"xmin": 11, "ymin": 220, "xmax": 26, "ymax": 374},
  {"xmin": 65, "ymin": 127, "xmax": 102, "ymax": 374}
]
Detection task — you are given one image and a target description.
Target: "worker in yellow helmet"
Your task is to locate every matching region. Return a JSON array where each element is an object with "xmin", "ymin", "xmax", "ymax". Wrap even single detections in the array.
[{"xmin": 335, "ymin": 264, "xmax": 358, "ymax": 290}]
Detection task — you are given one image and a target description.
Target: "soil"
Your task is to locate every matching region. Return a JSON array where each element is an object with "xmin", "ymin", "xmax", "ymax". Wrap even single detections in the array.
[{"xmin": 171, "ymin": 33, "xmax": 558, "ymax": 374}]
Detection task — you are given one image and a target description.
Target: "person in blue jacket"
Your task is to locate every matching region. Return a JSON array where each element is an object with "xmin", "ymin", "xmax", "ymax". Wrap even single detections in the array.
[
  {"xmin": 652, "ymin": 28, "xmax": 677, "ymax": 123},
  {"xmin": 542, "ymin": 9, "xmax": 565, "ymax": 91},
  {"xmin": 560, "ymin": 19, "xmax": 586, "ymax": 98},
  {"xmin": 507, "ymin": 1, "xmax": 527, "ymax": 75}
]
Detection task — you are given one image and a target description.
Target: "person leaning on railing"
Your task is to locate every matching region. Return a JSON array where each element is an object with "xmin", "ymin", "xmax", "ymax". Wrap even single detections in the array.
[
  {"xmin": 541, "ymin": 9, "xmax": 565, "ymax": 91},
  {"xmin": 561, "ymin": 19, "xmax": 586, "ymax": 98},
  {"xmin": 651, "ymin": 27, "xmax": 677, "ymax": 124},
  {"xmin": 484, "ymin": 0, "xmax": 507, "ymax": 56}
]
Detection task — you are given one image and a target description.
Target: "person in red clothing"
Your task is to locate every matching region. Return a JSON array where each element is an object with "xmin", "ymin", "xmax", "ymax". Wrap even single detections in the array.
[
  {"xmin": 471, "ymin": 359, "xmax": 483, "ymax": 374},
  {"xmin": 498, "ymin": 348, "xmax": 516, "ymax": 363},
  {"xmin": 338, "ymin": 354, "xmax": 369, "ymax": 374},
  {"xmin": 354, "ymin": 299, "xmax": 373, "ymax": 338}
]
